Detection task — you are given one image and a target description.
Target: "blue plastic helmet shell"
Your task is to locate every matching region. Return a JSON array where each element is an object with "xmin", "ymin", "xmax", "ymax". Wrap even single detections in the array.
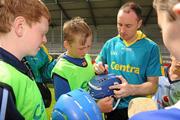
[
  {"xmin": 52, "ymin": 88, "xmax": 102, "ymax": 120},
  {"xmin": 88, "ymin": 74, "xmax": 121, "ymax": 99}
]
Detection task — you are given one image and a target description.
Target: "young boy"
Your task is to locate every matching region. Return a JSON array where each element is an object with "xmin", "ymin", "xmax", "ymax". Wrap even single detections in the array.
[
  {"xmin": 24, "ymin": 44, "xmax": 56, "ymax": 83},
  {"xmin": 24, "ymin": 44, "xmax": 56, "ymax": 108},
  {"xmin": 153, "ymin": 56, "xmax": 180, "ymax": 109},
  {"xmin": 0, "ymin": 0, "xmax": 50, "ymax": 119},
  {"xmin": 129, "ymin": 0, "xmax": 180, "ymax": 120},
  {"xmin": 52, "ymin": 17, "xmax": 113, "ymax": 113}
]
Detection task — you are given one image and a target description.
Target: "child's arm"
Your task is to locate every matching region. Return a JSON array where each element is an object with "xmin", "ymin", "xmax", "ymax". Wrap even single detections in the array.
[
  {"xmin": 52, "ymin": 73, "xmax": 71, "ymax": 101},
  {"xmin": 0, "ymin": 87, "xmax": 24, "ymax": 120},
  {"xmin": 97, "ymin": 97, "xmax": 113, "ymax": 113}
]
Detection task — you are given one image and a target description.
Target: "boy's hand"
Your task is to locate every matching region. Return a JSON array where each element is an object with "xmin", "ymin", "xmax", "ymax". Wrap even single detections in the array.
[
  {"xmin": 97, "ymin": 96, "xmax": 113, "ymax": 113},
  {"xmin": 169, "ymin": 56, "xmax": 180, "ymax": 80},
  {"xmin": 94, "ymin": 62, "xmax": 108, "ymax": 74}
]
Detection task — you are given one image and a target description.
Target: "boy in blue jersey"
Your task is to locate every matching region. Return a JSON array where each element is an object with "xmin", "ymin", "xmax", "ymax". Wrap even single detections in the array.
[
  {"xmin": 153, "ymin": 56, "xmax": 180, "ymax": 109},
  {"xmin": 52, "ymin": 17, "xmax": 114, "ymax": 113},
  {"xmin": 24, "ymin": 44, "xmax": 56, "ymax": 83},
  {"xmin": 130, "ymin": 0, "xmax": 180, "ymax": 120},
  {"xmin": 24, "ymin": 44, "xmax": 56, "ymax": 108},
  {"xmin": 94, "ymin": 2, "xmax": 163, "ymax": 120},
  {"xmin": 0, "ymin": 0, "xmax": 50, "ymax": 119}
]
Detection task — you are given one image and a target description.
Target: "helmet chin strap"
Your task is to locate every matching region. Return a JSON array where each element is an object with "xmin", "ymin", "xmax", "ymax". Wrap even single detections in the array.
[{"xmin": 113, "ymin": 98, "xmax": 121, "ymax": 110}]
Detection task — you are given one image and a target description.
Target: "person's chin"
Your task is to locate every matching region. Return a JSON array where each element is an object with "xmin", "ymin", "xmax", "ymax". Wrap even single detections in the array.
[
  {"xmin": 79, "ymin": 55, "xmax": 85, "ymax": 58},
  {"xmin": 174, "ymin": 54, "xmax": 180, "ymax": 61},
  {"xmin": 36, "ymin": 47, "xmax": 41, "ymax": 52},
  {"xmin": 31, "ymin": 52, "xmax": 37, "ymax": 56},
  {"xmin": 121, "ymin": 35, "xmax": 127, "ymax": 40},
  {"xmin": 31, "ymin": 49, "xmax": 40, "ymax": 56},
  {"xmin": 38, "ymin": 47, "xmax": 41, "ymax": 50}
]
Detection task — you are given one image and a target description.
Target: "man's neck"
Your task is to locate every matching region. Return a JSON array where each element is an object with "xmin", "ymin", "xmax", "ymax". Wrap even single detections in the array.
[{"xmin": 125, "ymin": 34, "xmax": 137, "ymax": 43}]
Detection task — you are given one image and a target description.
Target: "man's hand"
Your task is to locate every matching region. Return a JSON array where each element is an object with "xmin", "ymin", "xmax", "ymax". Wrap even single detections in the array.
[{"xmin": 109, "ymin": 76, "xmax": 133, "ymax": 98}]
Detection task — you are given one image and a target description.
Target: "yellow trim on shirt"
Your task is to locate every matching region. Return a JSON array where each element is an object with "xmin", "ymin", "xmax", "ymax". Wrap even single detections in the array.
[
  {"xmin": 118, "ymin": 30, "xmax": 147, "ymax": 47},
  {"xmin": 41, "ymin": 44, "xmax": 52, "ymax": 61}
]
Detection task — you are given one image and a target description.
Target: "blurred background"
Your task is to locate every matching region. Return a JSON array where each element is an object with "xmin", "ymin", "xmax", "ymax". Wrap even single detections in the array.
[{"xmin": 43, "ymin": 0, "xmax": 170, "ymax": 64}]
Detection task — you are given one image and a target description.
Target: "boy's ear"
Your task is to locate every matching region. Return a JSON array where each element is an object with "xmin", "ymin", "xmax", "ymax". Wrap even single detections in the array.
[
  {"xmin": 64, "ymin": 40, "xmax": 69, "ymax": 49},
  {"xmin": 13, "ymin": 16, "xmax": 26, "ymax": 37},
  {"xmin": 137, "ymin": 19, "xmax": 142, "ymax": 29},
  {"xmin": 173, "ymin": 3, "xmax": 180, "ymax": 15}
]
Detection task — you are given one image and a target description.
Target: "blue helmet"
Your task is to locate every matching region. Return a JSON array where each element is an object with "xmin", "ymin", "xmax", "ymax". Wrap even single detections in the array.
[
  {"xmin": 88, "ymin": 74, "xmax": 121, "ymax": 99},
  {"xmin": 52, "ymin": 89, "xmax": 102, "ymax": 120}
]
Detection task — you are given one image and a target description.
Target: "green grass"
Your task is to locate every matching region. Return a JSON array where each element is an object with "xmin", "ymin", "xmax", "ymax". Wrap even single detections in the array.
[{"xmin": 46, "ymin": 87, "xmax": 56, "ymax": 120}]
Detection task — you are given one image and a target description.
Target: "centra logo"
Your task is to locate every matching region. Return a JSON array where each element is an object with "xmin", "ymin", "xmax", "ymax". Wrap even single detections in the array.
[{"xmin": 111, "ymin": 61, "xmax": 140, "ymax": 74}]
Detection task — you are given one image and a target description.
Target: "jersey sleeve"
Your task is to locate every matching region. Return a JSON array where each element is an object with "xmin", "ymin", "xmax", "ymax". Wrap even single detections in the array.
[
  {"xmin": 146, "ymin": 45, "xmax": 163, "ymax": 76},
  {"xmin": 52, "ymin": 73, "xmax": 71, "ymax": 101},
  {"xmin": 40, "ymin": 46, "xmax": 57, "ymax": 82},
  {"xmin": 95, "ymin": 41, "xmax": 108, "ymax": 64},
  {"xmin": 0, "ymin": 87, "xmax": 24, "ymax": 120}
]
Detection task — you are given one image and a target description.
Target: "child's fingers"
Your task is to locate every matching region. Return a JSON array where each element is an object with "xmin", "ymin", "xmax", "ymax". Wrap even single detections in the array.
[{"xmin": 94, "ymin": 62, "xmax": 106, "ymax": 74}]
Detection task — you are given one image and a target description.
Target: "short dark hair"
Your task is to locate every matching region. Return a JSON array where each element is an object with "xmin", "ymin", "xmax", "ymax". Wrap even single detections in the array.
[{"xmin": 119, "ymin": 2, "xmax": 142, "ymax": 21}]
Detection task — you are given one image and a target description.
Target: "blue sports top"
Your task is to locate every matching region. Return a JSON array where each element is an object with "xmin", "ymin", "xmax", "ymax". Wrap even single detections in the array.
[
  {"xmin": 25, "ymin": 45, "xmax": 56, "ymax": 83},
  {"xmin": 96, "ymin": 31, "xmax": 164, "ymax": 109},
  {"xmin": 130, "ymin": 108, "xmax": 180, "ymax": 120}
]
